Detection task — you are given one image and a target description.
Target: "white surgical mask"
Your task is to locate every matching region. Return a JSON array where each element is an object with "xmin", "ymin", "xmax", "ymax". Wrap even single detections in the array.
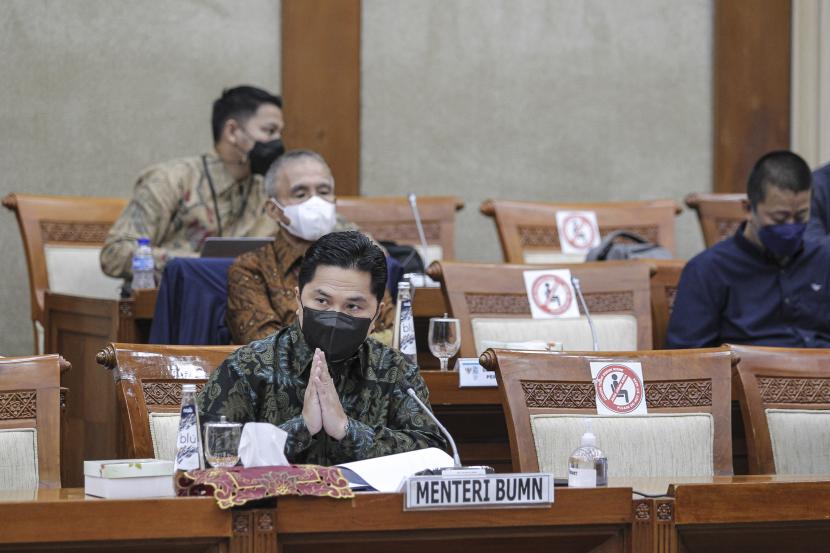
[{"xmin": 273, "ymin": 196, "xmax": 336, "ymax": 241}]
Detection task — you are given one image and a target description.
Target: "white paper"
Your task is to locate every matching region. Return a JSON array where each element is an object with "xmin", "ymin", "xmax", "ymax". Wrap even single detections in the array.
[
  {"xmin": 555, "ymin": 211, "xmax": 600, "ymax": 254},
  {"xmin": 522, "ymin": 269, "xmax": 580, "ymax": 319},
  {"xmin": 337, "ymin": 447, "xmax": 454, "ymax": 492},
  {"xmin": 589, "ymin": 361, "xmax": 648, "ymax": 416},
  {"xmin": 238, "ymin": 422, "xmax": 289, "ymax": 467},
  {"xmin": 567, "ymin": 467, "xmax": 597, "ymax": 488}
]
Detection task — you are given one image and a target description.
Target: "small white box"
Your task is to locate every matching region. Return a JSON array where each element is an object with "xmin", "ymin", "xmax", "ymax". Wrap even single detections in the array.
[{"xmin": 84, "ymin": 459, "xmax": 175, "ymax": 499}]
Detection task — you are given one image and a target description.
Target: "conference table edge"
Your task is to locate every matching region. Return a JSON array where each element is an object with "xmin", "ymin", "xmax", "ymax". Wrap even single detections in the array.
[
  {"xmin": 274, "ymin": 487, "xmax": 634, "ymax": 534},
  {"xmin": 0, "ymin": 494, "xmax": 230, "ymax": 544}
]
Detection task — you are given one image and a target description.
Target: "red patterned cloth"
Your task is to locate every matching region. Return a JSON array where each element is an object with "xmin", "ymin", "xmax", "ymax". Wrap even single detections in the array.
[{"xmin": 176, "ymin": 464, "xmax": 354, "ymax": 509}]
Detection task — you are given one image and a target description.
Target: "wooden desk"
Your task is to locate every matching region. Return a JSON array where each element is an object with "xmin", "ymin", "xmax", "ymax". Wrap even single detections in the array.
[
  {"xmin": 629, "ymin": 475, "xmax": 830, "ymax": 553},
  {"xmin": 274, "ymin": 487, "xmax": 634, "ymax": 553},
  {"xmin": 0, "ymin": 488, "xmax": 236, "ymax": 552}
]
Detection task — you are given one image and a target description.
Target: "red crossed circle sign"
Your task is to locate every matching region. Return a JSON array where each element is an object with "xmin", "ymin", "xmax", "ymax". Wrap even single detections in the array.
[
  {"xmin": 595, "ymin": 364, "xmax": 644, "ymax": 414},
  {"xmin": 530, "ymin": 274, "xmax": 573, "ymax": 316},
  {"xmin": 562, "ymin": 214, "xmax": 596, "ymax": 250}
]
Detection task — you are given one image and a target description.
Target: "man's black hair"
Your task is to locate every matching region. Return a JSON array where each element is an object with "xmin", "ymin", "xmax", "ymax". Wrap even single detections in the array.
[
  {"xmin": 747, "ymin": 150, "xmax": 812, "ymax": 209},
  {"xmin": 298, "ymin": 231, "xmax": 387, "ymax": 304},
  {"xmin": 211, "ymin": 85, "xmax": 282, "ymax": 144}
]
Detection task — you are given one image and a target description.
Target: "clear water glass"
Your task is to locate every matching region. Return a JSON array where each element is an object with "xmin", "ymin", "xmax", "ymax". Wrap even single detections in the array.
[
  {"xmin": 428, "ymin": 316, "xmax": 461, "ymax": 371},
  {"xmin": 204, "ymin": 416, "xmax": 242, "ymax": 468}
]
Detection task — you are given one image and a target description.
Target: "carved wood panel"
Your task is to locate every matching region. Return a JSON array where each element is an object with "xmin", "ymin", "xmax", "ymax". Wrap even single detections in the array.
[
  {"xmin": 523, "ymin": 382, "xmax": 596, "ymax": 409},
  {"xmin": 645, "ymin": 379, "xmax": 712, "ymax": 408},
  {"xmin": 465, "ymin": 293, "xmax": 530, "ymax": 315},
  {"xmin": 356, "ymin": 221, "xmax": 441, "ymax": 242},
  {"xmin": 464, "ymin": 291, "xmax": 634, "ymax": 315},
  {"xmin": 584, "ymin": 291, "xmax": 634, "ymax": 313},
  {"xmin": 0, "ymin": 391, "xmax": 37, "ymax": 420},
  {"xmin": 142, "ymin": 382, "xmax": 205, "ymax": 406},
  {"xmin": 518, "ymin": 224, "xmax": 660, "ymax": 247},
  {"xmin": 758, "ymin": 376, "xmax": 830, "ymax": 404},
  {"xmin": 522, "ymin": 379, "xmax": 712, "ymax": 408},
  {"xmin": 40, "ymin": 221, "xmax": 111, "ymax": 243}
]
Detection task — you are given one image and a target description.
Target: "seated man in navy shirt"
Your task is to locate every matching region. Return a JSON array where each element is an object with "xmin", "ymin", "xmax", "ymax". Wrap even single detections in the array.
[{"xmin": 667, "ymin": 150, "xmax": 830, "ymax": 349}]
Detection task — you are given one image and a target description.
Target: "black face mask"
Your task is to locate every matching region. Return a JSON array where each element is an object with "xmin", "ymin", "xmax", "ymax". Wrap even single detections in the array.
[
  {"xmin": 248, "ymin": 138, "xmax": 285, "ymax": 176},
  {"xmin": 300, "ymin": 305, "xmax": 372, "ymax": 363}
]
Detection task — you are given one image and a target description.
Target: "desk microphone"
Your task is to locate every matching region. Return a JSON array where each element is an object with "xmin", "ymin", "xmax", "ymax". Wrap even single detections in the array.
[
  {"xmin": 572, "ymin": 276, "xmax": 600, "ymax": 352},
  {"xmin": 405, "ymin": 388, "xmax": 493, "ymax": 475},
  {"xmin": 407, "ymin": 193, "xmax": 432, "ymax": 268}
]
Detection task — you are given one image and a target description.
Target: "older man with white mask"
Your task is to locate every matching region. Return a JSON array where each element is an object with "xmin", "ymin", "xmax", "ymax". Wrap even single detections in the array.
[{"xmin": 226, "ymin": 149, "xmax": 395, "ymax": 345}]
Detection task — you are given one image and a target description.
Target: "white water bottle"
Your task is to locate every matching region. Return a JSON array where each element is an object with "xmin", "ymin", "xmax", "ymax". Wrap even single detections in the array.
[
  {"xmin": 567, "ymin": 419, "xmax": 608, "ymax": 488},
  {"xmin": 392, "ymin": 281, "xmax": 417, "ymax": 364},
  {"xmin": 131, "ymin": 237, "xmax": 155, "ymax": 290}
]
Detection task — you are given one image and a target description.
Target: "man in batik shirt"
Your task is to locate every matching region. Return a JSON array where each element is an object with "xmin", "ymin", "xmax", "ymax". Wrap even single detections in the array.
[
  {"xmin": 226, "ymin": 149, "xmax": 395, "ymax": 345},
  {"xmin": 100, "ymin": 86, "xmax": 284, "ymax": 279},
  {"xmin": 198, "ymin": 231, "xmax": 446, "ymax": 465}
]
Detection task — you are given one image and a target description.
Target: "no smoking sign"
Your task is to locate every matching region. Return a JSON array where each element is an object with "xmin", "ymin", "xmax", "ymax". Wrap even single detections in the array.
[
  {"xmin": 589, "ymin": 361, "xmax": 648, "ymax": 416},
  {"xmin": 556, "ymin": 211, "xmax": 601, "ymax": 254},
  {"xmin": 523, "ymin": 269, "xmax": 580, "ymax": 319}
]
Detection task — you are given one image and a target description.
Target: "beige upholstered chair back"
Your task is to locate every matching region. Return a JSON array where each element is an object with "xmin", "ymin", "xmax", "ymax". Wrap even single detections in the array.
[
  {"xmin": 529, "ymin": 413, "xmax": 714, "ymax": 478},
  {"xmin": 0, "ymin": 355, "xmax": 63, "ymax": 488},
  {"xmin": 428, "ymin": 260, "xmax": 654, "ymax": 360},
  {"xmin": 471, "ymin": 316, "xmax": 637, "ymax": 357},
  {"xmin": 336, "ymin": 196, "xmax": 464, "ymax": 261},
  {"xmin": 97, "ymin": 343, "xmax": 239, "ymax": 459},
  {"xmin": 2, "ymin": 193, "xmax": 127, "ymax": 352},
  {"xmin": 480, "ymin": 198, "xmax": 680, "ymax": 264},
  {"xmin": 732, "ymin": 344, "xmax": 830, "ymax": 474},
  {"xmin": 481, "ymin": 348, "xmax": 733, "ymax": 475}
]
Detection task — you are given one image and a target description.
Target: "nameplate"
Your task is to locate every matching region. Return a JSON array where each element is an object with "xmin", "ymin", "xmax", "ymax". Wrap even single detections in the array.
[
  {"xmin": 457, "ymin": 358, "xmax": 497, "ymax": 387},
  {"xmin": 404, "ymin": 473, "xmax": 553, "ymax": 510}
]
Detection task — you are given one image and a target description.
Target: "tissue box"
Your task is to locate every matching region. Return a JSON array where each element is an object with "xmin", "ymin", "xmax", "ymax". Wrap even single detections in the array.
[{"xmin": 84, "ymin": 459, "xmax": 175, "ymax": 499}]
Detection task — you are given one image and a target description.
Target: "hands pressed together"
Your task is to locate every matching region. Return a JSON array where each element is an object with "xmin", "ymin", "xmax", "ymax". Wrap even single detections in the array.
[{"xmin": 302, "ymin": 348, "xmax": 349, "ymax": 440}]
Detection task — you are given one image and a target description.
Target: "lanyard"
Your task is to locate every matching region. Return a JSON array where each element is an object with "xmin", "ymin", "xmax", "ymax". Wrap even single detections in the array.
[{"xmin": 202, "ymin": 155, "xmax": 223, "ymax": 237}]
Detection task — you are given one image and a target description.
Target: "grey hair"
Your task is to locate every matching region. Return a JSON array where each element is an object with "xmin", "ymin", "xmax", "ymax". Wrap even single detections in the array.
[{"xmin": 263, "ymin": 149, "xmax": 332, "ymax": 198}]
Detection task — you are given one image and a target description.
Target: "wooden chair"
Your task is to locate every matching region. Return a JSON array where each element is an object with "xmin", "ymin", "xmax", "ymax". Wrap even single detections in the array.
[
  {"xmin": 731, "ymin": 344, "xmax": 830, "ymax": 475},
  {"xmin": 0, "ymin": 354, "xmax": 64, "ymax": 488},
  {"xmin": 427, "ymin": 260, "xmax": 654, "ymax": 357},
  {"xmin": 336, "ymin": 195, "xmax": 464, "ymax": 261},
  {"xmin": 684, "ymin": 192, "xmax": 747, "ymax": 247},
  {"xmin": 96, "ymin": 343, "xmax": 239, "ymax": 460},
  {"xmin": 480, "ymin": 198, "xmax": 681, "ymax": 264},
  {"xmin": 480, "ymin": 347, "xmax": 733, "ymax": 476},
  {"xmin": 650, "ymin": 259, "xmax": 686, "ymax": 349},
  {"xmin": 2, "ymin": 193, "xmax": 128, "ymax": 353}
]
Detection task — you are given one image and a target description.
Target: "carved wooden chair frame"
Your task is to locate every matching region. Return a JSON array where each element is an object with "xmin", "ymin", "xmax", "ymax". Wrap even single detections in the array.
[
  {"xmin": 730, "ymin": 344, "xmax": 830, "ymax": 474},
  {"xmin": 479, "ymin": 198, "xmax": 681, "ymax": 264},
  {"xmin": 649, "ymin": 259, "xmax": 686, "ymax": 349},
  {"xmin": 336, "ymin": 195, "xmax": 464, "ymax": 260},
  {"xmin": 480, "ymin": 347, "xmax": 734, "ymax": 474},
  {"xmin": 97, "ymin": 343, "xmax": 239, "ymax": 459},
  {"xmin": 2, "ymin": 193, "xmax": 128, "ymax": 351},
  {"xmin": 684, "ymin": 192, "xmax": 747, "ymax": 247},
  {"xmin": 427, "ymin": 259, "xmax": 655, "ymax": 357},
  {"xmin": 0, "ymin": 354, "xmax": 65, "ymax": 487}
]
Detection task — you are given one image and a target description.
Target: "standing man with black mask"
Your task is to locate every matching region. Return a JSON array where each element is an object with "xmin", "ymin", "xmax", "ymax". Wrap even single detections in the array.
[
  {"xmin": 198, "ymin": 231, "xmax": 448, "ymax": 465},
  {"xmin": 100, "ymin": 85, "xmax": 285, "ymax": 280}
]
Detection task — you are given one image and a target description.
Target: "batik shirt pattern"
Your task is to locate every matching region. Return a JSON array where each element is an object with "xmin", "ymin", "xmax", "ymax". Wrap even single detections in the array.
[
  {"xmin": 197, "ymin": 322, "xmax": 448, "ymax": 465},
  {"xmin": 226, "ymin": 223, "xmax": 395, "ymax": 345},
  {"xmin": 101, "ymin": 152, "xmax": 277, "ymax": 278}
]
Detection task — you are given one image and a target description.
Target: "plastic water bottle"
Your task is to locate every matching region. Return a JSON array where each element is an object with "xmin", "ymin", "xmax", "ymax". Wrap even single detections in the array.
[
  {"xmin": 131, "ymin": 237, "xmax": 155, "ymax": 290},
  {"xmin": 567, "ymin": 419, "xmax": 608, "ymax": 487},
  {"xmin": 392, "ymin": 281, "xmax": 417, "ymax": 364}
]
